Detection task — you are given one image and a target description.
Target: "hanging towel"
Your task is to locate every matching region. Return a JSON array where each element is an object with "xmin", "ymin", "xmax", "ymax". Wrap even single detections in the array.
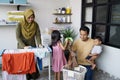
[{"xmin": 2, "ymin": 52, "xmax": 36, "ymax": 74}]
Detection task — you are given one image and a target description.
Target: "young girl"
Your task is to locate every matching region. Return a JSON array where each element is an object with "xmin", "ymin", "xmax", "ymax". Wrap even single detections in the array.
[
  {"xmin": 64, "ymin": 38, "xmax": 78, "ymax": 69},
  {"xmin": 51, "ymin": 30, "xmax": 67, "ymax": 80}
]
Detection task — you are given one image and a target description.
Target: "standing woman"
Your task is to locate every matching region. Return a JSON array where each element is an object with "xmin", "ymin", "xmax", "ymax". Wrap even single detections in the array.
[
  {"xmin": 16, "ymin": 9, "xmax": 41, "ymax": 49},
  {"xmin": 16, "ymin": 9, "xmax": 41, "ymax": 80}
]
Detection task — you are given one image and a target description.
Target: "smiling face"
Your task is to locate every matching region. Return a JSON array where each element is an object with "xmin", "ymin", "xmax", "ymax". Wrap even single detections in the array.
[
  {"xmin": 80, "ymin": 30, "xmax": 89, "ymax": 41},
  {"xmin": 27, "ymin": 15, "xmax": 34, "ymax": 23},
  {"xmin": 24, "ymin": 9, "xmax": 35, "ymax": 23}
]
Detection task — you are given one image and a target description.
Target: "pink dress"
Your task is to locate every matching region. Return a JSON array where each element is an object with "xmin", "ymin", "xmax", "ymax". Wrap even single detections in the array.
[{"xmin": 52, "ymin": 42, "xmax": 67, "ymax": 72}]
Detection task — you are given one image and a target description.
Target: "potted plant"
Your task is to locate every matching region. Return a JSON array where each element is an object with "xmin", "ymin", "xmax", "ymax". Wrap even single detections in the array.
[{"xmin": 61, "ymin": 27, "xmax": 77, "ymax": 42}]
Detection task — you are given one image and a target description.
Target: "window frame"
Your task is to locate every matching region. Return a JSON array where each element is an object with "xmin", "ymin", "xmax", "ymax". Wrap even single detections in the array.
[{"xmin": 81, "ymin": 0, "xmax": 120, "ymax": 48}]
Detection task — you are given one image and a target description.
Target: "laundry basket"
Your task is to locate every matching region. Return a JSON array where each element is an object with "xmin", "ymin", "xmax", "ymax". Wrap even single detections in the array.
[{"xmin": 62, "ymin": 65, "xmax": 87, "ymax": 80}]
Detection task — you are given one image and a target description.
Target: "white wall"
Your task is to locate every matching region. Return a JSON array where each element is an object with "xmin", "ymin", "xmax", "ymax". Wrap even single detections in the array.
[
  {"xmin": 70, "ymin": 0, "xmax": 81, "ymax": 38},
  {"xmin": 0, "ymin": 26, "xmax": 17, "ymax": 49},
  {"xmin": 96, "ymin": 45, "xmax": 120, "ymax": 78},
  {"xmin": 0, "ymin": 6, "xmax": 24, "ymax": 49},
  {"xmin": 28, "ymin": 0, "xmax": 69, "ymax": 32}
]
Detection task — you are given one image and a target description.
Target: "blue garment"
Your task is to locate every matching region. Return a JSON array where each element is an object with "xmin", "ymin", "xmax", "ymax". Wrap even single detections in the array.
[
  {"xmin": 0, "ymin": 49, "xmax": 6, "ymax": 56},
  {"xmin": 83, "ymin": 65, "xmax": 93, "ymax": 80},
  {"xmin": 37, "ymin": 57, "xmax": 42, "ymax": 71},
  {"xmin": 47, "ymin": 46, "xmax": 52, "ymax": 52},
  {"xmin": 86, "ymin": 56, "xmax": 92, "ymax": 60}
]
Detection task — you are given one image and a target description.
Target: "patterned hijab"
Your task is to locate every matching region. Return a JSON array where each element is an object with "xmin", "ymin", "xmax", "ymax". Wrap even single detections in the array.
[{"xmin": 20, "ymin": 9, "xmax": 37, "ymax": 40}]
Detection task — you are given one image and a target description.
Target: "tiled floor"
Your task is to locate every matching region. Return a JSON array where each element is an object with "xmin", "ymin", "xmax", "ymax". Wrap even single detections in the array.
[
  {"xmin": 0, "ymin": 67, "xmax": 120, "ymax": 80},
  {"xmin": 93, "ymin": 68, "xmax": 120, "ymax": 80}
]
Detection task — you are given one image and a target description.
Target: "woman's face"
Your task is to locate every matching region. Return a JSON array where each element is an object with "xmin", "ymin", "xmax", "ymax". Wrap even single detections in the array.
[{"xmin": 27, "ymin": 15, "xmax": 34, "ymax": 23}]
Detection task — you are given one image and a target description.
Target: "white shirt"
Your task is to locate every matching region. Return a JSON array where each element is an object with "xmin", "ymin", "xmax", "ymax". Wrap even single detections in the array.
[{"xmin": 91, "ymin": 45, "xmax": 102, "ymax": 54}]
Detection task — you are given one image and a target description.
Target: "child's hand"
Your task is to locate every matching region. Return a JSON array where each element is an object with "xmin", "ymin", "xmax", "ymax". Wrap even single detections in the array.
[
  {"xmin": 88, "ymin": 54, "xmax": 92, "ymax": 56},
  {"xmin": 64, "ymin": 39, "xmax": 69, "ymax": 46},
  {"xmin": 65, "ymin": 39, "xmax": 68, "ymax": 43},
  {"xmin": 38, "ymin": 44, "xmax": 43, "ymax": 48},
  {"xmin": 71, "ymin": 51, "xmax": 76, "ymax": 57},
  {"xmin": 65, "ymin": 38, "xmax": 73, "ymax": 45},
  {"xmin": 24, "ymin": 46, "xmax": 32, "ymax": 49}
]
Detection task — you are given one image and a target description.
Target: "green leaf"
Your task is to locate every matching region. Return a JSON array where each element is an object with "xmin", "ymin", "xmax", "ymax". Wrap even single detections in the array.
[{"xmin": 61, "ymin": 27, "xmax": 77, "ymax": 41}]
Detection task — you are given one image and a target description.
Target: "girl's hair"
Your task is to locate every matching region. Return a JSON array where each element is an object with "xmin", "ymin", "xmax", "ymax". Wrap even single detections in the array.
[{"xmin": 51, "ymin": 30, "xmax": 61, "ymax": 46}]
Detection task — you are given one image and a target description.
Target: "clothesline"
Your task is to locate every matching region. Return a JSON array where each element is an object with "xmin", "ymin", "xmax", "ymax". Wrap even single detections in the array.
[{"xmin": 0, "ymin": 47, "xmax": 52, "ymax": 59}]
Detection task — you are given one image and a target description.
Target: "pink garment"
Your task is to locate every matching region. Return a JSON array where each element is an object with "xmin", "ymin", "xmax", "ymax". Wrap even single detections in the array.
[{"xmin": 52, "ymin": 42, "xmax": 67, "ymax": 72}]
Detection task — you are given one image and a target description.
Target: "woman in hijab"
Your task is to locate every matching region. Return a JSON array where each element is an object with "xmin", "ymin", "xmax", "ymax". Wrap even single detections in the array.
[
  {"xmin": 16, "ymin": 9, "xmax": 41, "ymax": 80},
  {"xmin": 16, "ymin": 8, "xmax": 41, "ymax": 49}
]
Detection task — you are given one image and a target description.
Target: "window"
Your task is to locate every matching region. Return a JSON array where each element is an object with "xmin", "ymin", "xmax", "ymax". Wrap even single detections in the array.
[
  {"xmin": 86, "ymin": 0, "xmax": 92, "ymax": 3},
  {"xmin": 109, "ymin": 26, "xmax": 120, "ymax": 47},
  {"xmin": 111, "ymin": 4, "xmax": 120, "ymax": 24},
  {"xmin": 95, "ymin": 25, "xmax": 106, "ymax": 42},
  {"xmin": 82, "ymin": 0, "xmax": 120, "ymax": 48},
  {"xmin": 85, "ymin": 7, "xmax": 93, "ymax": 22},
  {"xmin": 96, "ymin": 5, "xmax": 107, "ymax": 23},
  {"xmin": 96, "ymin": 0, "xmax": 108, "ymax": 4}
]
